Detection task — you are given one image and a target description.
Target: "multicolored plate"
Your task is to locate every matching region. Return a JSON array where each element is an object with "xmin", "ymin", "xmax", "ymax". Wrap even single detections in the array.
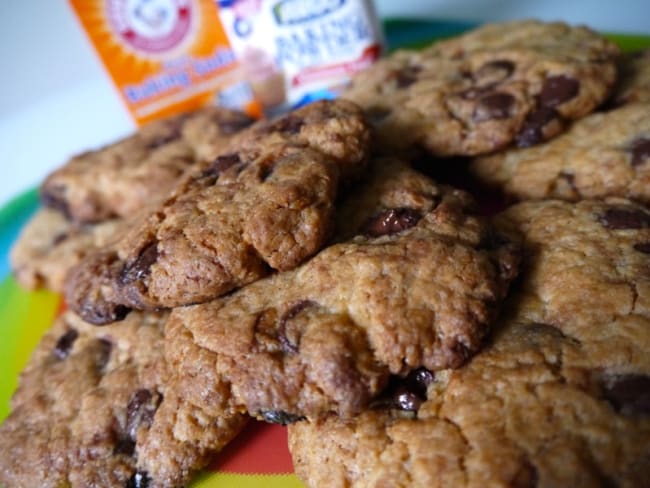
[{"xmin": 1, "ymin": 20, "xmax": 649, "ymax": 487}]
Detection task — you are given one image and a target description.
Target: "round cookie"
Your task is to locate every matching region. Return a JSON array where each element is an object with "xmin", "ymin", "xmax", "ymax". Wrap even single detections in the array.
[
  {"xmin": 469, "ymin": 102, "xmax": 650, "ymax": 202},
  {"xmin": 343, "ymin": 20, "xmax": 619, "ymax": 156},
  {"xmin": 10, "ymin": 208, "xmax": 123, "ymax": 291},
  {"xmin": 0, "ymin": 310, "xmax": 247, "ymax": 488},
  {"xmin": 289, "ymin": 198, "xmax": 650, "ymax": 488},
  {"xmin": 166, "ymin": 157, "xmax": 519, "ymax": 422},
  {"xmin": 64, "ymin": 100, "xmax": 372, "ymax": 324},
  {"xmin": 40, "ymin": 107, "xmax": 254, "ymax": 224}
]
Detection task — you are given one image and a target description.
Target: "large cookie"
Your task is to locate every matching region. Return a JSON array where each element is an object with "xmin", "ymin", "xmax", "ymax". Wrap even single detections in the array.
[
  {"xmin": 289, "ymin": 199, "xmax": 650, "ymax": 488},
  {"xmin": 166, "ymin": 157, "xmax": 519, "ymax": 422},
  {"xmin": 10, "ymin": 208, "xmax": 123, "ymax": 291},
  {"xmin": 469, "ymin": 102, "xmax": 650, "ymax": 202},
  {"xmin": 0, "ymin": 310, "xmax": 247, "ymax": 488},
  {"xmin": 41, "ymin": 107, "xmax": 254, "ymax": 224},
  {"xmin": 65, "ymin": 100, "xmax": 371, "ymax": 324},
  {"xmin": 470, "ymin": 49, "xmax": 650, "ymax": 202},
  {"xmin": 343, "ymin": 20, "xmax": 619, "ymax": 156}
]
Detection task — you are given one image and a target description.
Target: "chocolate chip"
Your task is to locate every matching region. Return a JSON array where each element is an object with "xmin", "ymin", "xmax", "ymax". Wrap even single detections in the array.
[
  {"xmin": 539, "ymin": 75, "xmax": 579, "ymax": 108},
  {"xmin": 53, "ymin": 329, "xmax": 78, "ymax": 360},
  {"xmin": 366, "ymin": 106, "xmax": 391, "ymax": 124},
  {"xmin": 602, "ymin": 374, "xmax": 650, "ymax": 415},
  {"xmin": 473, "ymin": 92, "xmax": 515, "ymax": 122},
  {"xmin": 598, "ymin": 207, "xmax": 650, "ymax": 230},
  {"xmin": 120, "ymin": 242, "xmax": 159, "ymax": 285},
  {"xmin": 84, "ymin": 303, "xmax": 131, "ymax": 326},
  {"xmin": 203, "ymin": 153, "xmax": 241, "ymax": 178},
  {"xmin": 510, "ymin": 459, "xmax": 538, "ymax": 488},
  {"xmin": 97, "ymin": 338, "xmax": 113, "ymax": 370},
  {"xmin": 40, "ymin": 187, "xmax": 72, "ymax": 220},
  {"xmin": 218, "ymin": 114, "xmax": 254, "ymax": 134},
  {"xmin": 271, "ymin": 115, "xmax": 304, "ymax": 134},
  {"xmin": 364, "ymin": 208, "xmax": 421, "ymax": 237},
  {"xmin": 475, "ymin": 60, "xmax": 515, "ymax": 84},
  {"xmin": 52, "ymin": 232, "xmax": 69, "ymax": 246},
  {"xmin": 395, "ymin": 65, "xmax": 422, "ymax": 88},
  {"xmin": 634, "ymin": 242, "xmax": 650, "ymax": 253},
  {"xmin": 126, "ymin": 471, "xmax": 151, "ymax": 488},
  {"xmin": 516, "ymin": 106, "xmax": 558, "ymax": 147},
  {"xmin": 629, "ymin": 137, "xmax": 650, "ymax": 167},
  {"xmin": 259, "ymin": 410, "xmax": 305, "ymax": 425},
  {"xmin": 278, "ymin": 300, "xmax": 316, "ymax": 354},
  {"xmin": 126, "ymin": 389, "xmax": 160, "ymax": 440},
  {"xmin": 393, "ymin": 386, "xmax": 423, "ymax": 411},
  {"xmin": 114, "ymin": 437, "xmax": 135, "ymax": 456},
  {"xmin": 458, "ymin": 85, "xmax": 493, "ymax": 100}
]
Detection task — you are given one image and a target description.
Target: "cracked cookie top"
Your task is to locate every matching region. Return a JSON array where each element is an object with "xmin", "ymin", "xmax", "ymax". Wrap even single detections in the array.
[
  {"xmin": 165, "ymin": 157, "xmax": 519, "ymax": 422},
  {"xmin": 288, "ymin": 198, "xmax": 650, "ymax": 488},
  {"xmin": 64, "ymin": 100, "xmax": 372, "ymax": 324},
  {"xmin": 343, "ymin": 20, "xmax": 619, "ymax": 156}
]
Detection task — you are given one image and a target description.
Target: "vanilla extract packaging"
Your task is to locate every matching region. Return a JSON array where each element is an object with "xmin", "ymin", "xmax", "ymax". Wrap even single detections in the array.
[{"xmin": 217, "ymin": 0, "xmax": 384, "ymax": 113}]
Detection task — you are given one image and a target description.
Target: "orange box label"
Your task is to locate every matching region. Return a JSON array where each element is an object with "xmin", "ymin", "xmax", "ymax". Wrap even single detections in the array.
[{"xmin": 70, "ymin": 0, "xmax": 261, "ymax": 125}]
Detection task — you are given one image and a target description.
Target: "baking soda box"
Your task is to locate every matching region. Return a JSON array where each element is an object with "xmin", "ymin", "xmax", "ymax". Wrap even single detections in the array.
[
  {"xmin": 70, "ymin": 0, "xmax": 383, "ymax": 122},
  {"xmin": 69, "ymin": 0, "xmax": 262, "ymax": 124}
]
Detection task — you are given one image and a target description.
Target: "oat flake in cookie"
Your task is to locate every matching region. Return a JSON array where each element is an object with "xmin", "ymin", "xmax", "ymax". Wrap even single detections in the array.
[
  {"xmin": 40, "ymin": 107, "xmax": 254, "ymax": 224},
  {"xmin": 0, "ymin": 311, "xmax": 247, "ymax": 488},
  {"xmin": 65, "ymin": 99, "xmax": 371, "ymax": 325},
  {"xmin": 289, "ymin": 199, "xmax": 650, "ymax": 488},
  {"xmin": 343, "ymin": 20, "xmax": 619, "ymax": 156},
  {"xmin": 166, "ymin": 158, "xmax": 519, "ymax": 422}
]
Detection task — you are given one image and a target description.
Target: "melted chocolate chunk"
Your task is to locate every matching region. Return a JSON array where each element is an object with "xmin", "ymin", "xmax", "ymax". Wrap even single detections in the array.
[
  {"xmin": 374, "ymin": 368, "xmax": 434, "ymax": 412},
  {"xmin": 475, "ymin": 60, "xmax": 515, "ymax": 84},
  {"xmin": 126, "ymin": 389, "xmax": 161, "ymax": 439},
  {"xmin": 279, "ymin": 300, "xmax": 316, "ymax": 354},
  {"xmin": 41, "ymin": 187, "xmax": 72, "ymax": 220},
  {"xmin": 364, "ymin": 208, "xmax": 422, "ymax": 237},
  {"xmin": 630, "ymin": 137, "xmax": 650, "ymax": 167},
  {"xmin": 97, "ymin": 338, "xmax": 113, "ymax": 370},
  {"xmin": 598, "ymin": 207, "xmax": 650, "ymax": 230},
  {"xmin": 126, "ymin": 471, "xmax": 151, "ymax": 488},
  {"xmin": 602, "ymin": 374, "xmax": 650, "ymax": 415},
  {"xmin": 395, "ymin": 65, "xmax": 422, "ymax": 88},
  {"xmin": 516, "ymin": 106, "xmax": 558, "ymax": 147},
  {"xmin": 53, "ymin": 329, "xmax": 78, "ymax": 360},
  {"xmin": 120, "ymin": 242, "xmax": 159, "ymax": 285},
  {"xmin": 539, "ymin": 75, "xmax": 579, "ymax": 108},
  {"xmin": 83, "ymin": 302, "xmax": 131, "ymax": 326},
  {"xmin": 260, "ymin": 410, "xmax": 306, "ymax": 425},
  {"xmin": 218, "ymin": 114, "xmax": 254, "ymax": 134},
  {"xmin": 271, "ymin": 115, "xmax": 304, "ymax": 135},
  {"xmin": 366, "ymin": 106, "xmax": 391, "ymax": 124},
  {"xmin": 202, "ymin": 153, "xmax": 242, "ymax": 178},
  {"xmin": 393, "ymin": 387, "xmax": 423, "ymax": 411},
  {"xmin": 473, "ymin": 93, "xmax": 515, "ymax": 122},
  {"xmin": 52, "ymin": 232, "xmax": 69, "ymax": 246},
  {"xmin": 633, "ymin": 242, "xmax": 650, "ymax": 254},
  {"xmin": 511, "ymin": 459, "xmax": 538, "ymax": 488}
]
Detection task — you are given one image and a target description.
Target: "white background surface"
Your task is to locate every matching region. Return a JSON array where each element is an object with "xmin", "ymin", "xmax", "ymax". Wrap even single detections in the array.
[{"xmin": 1, "ymin": 1, "xmax": 649, "ymax": 208}]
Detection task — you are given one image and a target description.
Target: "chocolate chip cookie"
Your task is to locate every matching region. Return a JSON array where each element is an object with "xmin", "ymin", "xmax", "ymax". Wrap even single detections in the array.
[
  {"xmin": 65, "ymin": 99, "xmax": 372, "ymax": 324},
  {"xmin": 343, "ymin": 20, "xmax": 619, "ymax": 156},
  {"xmin": 289, "ymin": 198, "xmax": 650, "ymax": 488},
  {"xmin": 166, "ymin": 157, "xmax": 519, "ymax": 422},
  {"xmin": 0, "ymin": 310, "xmax": 247, "ymax": 487},
  {"xmin": 10, "ymin": 208, "xmax": 123, "ymax": 291},
  {"xmin": 469, "ymin": 103, "xmax": 650, "ymax": 202},
  {"xmin": 40, "ymin": 107, "xmax": 254, "ymax": 224}
]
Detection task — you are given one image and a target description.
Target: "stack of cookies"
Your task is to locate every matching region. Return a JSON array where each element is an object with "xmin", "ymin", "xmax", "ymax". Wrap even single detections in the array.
[{"xmin": 2, "ymin": 20, "xmax": 649, "ymax": 488}]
